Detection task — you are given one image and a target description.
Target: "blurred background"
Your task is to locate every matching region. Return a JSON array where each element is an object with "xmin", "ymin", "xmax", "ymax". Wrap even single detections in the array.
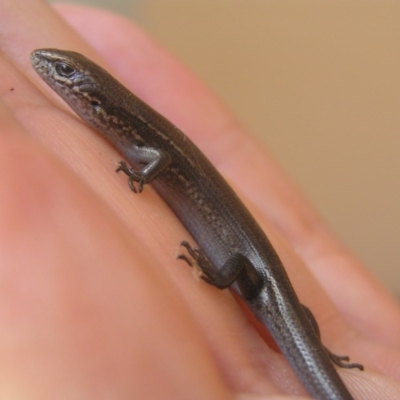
[{"xmin": 51, "ymin": 0, "xmax": 400, "ymax": 297}]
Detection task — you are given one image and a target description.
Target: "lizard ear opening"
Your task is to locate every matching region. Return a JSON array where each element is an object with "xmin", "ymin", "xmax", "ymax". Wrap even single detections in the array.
[{"xmin": 90, "ymin": 100, "xmax": 102, "ymax": 114}]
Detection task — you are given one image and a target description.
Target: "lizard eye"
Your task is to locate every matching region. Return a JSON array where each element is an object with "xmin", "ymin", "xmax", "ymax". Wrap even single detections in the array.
[{"xmin": 55, "ymin": 61, "xmax": 76, "ymax": 77}]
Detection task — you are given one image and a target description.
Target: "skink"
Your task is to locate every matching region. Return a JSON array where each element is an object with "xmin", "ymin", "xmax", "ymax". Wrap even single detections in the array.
[{"xmin": 31, "ymin": 49, "xmax": 363, "ymax": 400}]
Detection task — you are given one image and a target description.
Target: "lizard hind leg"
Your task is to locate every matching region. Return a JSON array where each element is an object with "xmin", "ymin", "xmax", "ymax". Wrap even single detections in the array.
[
  {"xmin": 178, "ymin": 241, "xmax": 263, "ymax": 299},
  {"xmin": 301, "ymin": 305, "xmax": 364, "ymax": 371}
]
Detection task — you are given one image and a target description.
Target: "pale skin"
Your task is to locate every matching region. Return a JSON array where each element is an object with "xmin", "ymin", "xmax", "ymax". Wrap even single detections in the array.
[{"xmin": 0, "ymin": 1, "xmax": 400, "ymax": 399}]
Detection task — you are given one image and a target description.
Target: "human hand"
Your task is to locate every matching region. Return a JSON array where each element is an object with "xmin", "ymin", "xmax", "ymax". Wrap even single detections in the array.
[{"xmin": 0, "ymin": 2, "xmax": 399, "ymax": 398}]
